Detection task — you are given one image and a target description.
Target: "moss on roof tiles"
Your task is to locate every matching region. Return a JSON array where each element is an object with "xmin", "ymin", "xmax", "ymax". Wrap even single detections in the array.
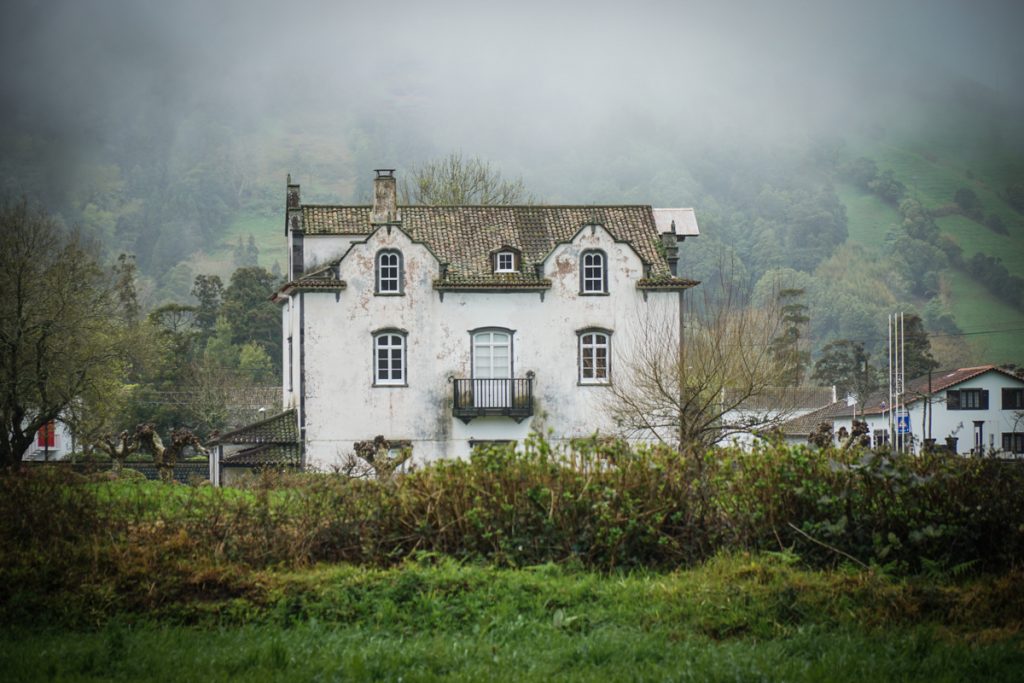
[
  {"xmin": 301, "ymin": 204, "xmax": 674, "ymax": 280},
  {"xmin": 222, "ymin": 443, "xmax": 301, "ymax": 466},
  {"xmin": 211, "ymin": 409, "xmax": 298, "ymax": 446},
  {"xmin": 637, "ymin": 276, "xmax": 700, "ymax": 290}
]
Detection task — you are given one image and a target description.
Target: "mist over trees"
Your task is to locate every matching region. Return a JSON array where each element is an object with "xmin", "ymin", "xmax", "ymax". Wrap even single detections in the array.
[{"xmin": 0, "ymin": 0, "xmax": 1020, "ymax": 409}]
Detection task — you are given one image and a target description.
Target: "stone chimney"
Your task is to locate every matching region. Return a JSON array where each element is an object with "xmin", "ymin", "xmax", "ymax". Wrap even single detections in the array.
[
  {"xmin": 371, "ymin": 169, "xmax": 398, "ymax": 224},
  {"xmin": 286, "ymin": 174, "xmax": 302, "ymax": 234},
  {"xmin": 286, "ymin": 174, "xmax": 304, "ymax": 279},
  {"xmin": 660, "ymin": 231, "xmax": 680, "ymax": 276}
]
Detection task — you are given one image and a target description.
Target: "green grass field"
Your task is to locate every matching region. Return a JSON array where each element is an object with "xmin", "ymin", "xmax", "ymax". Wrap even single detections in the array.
[
  {"xmin": 837, "ymin": 182, "xmax": 901, "ymax": 248},
  {"xmin": 188, "ymin": 211, "xmax": 287, "ymax": 281},
  {"xmin": 936, "ymin": 214, "xmax": 1024, "ymax": 277},
  {"xmin": 942, "ymin": 269, "xmax": 1024, "ymax": 363},
  {"xmin": 3, "ymin": 557, "xmax": 1022, "ymax": 682}
]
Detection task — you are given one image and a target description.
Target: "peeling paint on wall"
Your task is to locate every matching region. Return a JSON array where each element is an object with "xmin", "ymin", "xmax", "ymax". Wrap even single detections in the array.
[{"xmin": 284, "ymin": 224, "xmax": 682, "ymax": 466}]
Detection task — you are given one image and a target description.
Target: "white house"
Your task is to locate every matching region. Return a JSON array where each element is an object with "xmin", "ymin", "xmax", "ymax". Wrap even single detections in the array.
[
  {"xmin": 21, "ymin": 418, "xmax": 74, "ymax": 461},
  {"xmin": 782, "ymin": 365, "xmax": 1024, "ymax": 455},
  {"xmin": 265, "ymin": 169, "xmax": 699, "ymax": 468},
  {"xmin": 720, "ymin": 385, "xmax": 836, "ymax": 449}
]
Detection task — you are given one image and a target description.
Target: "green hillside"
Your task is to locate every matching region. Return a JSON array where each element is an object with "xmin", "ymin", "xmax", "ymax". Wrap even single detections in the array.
[
  {"xmin": 866, "ymin": 142, "xmax": 1024, "ymax": 266},
  {"xmin": 943, "ymin": 269, "xmax": 1024, "ymax": 364},
  {"xmin": 840, "ymin": 132, "xmax": 1024, "ymax": 364},
  {"xmin": 836, "ymin": 182, "xmax": 900, "ymax": 247}
]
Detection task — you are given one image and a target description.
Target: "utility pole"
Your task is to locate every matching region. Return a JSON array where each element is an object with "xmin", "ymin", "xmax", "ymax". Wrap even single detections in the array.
[
  {"xmin": 888, "ymin": 313, "xmax": 906, "ymax": 453},
  {"xmin": 677, "ymin": 288, "xmax": 686, "ymax": 451}
]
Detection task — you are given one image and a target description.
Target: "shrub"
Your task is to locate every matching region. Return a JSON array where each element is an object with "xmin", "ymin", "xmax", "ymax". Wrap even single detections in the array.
[
  {"xmin": 985, "ymin": 213, "xmax": 1008, "ymax": 234},
  {"xmin": 954, "ymin": 187, "xmax": 983, "ymax": 220},
  {"xmin": 3, "ymin": 439, "xmax": 1023, "ymax": 622}
]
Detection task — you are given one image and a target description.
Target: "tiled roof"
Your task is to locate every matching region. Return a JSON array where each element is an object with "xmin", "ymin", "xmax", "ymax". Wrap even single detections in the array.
[
  {"xmin": 210, "ymin": 409, "xmax": 298, "ymax": 446},
  {"xmin": 302, "ymin": 206, "xmax": 373, "ymax": 234},
  {"xmin": 301, "ymin": 205, "xmax": 675, "ymax": 280},
  {"xmin": 274, "ymin": 277, "xmax": 347, "ymax": 301},
  {"xmin": 637, "ymin": 276, "xmax": 701, "ymax": 291},
  {"xmin": 222, "ymin": 443, "xmax": 301, "ymax": 467},
  {"xmin": 780, "ymin": 400, "xmax": 857, "ymax": 436},
  {"xmin": 858, "ymin": 365, "xmax": 1020, "ymax": 415},
  {"xmin": 434, "ymin": 274, "xmax": 552, "ymax": 291},
  {"xmin": 726, "ymin": 386, "xmax": 836, "ymax": 413}
]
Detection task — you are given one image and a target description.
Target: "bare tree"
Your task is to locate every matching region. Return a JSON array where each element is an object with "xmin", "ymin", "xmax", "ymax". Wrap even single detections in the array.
[
  {"xmin": 0, "ymin": 199, "xmax": 131, "ymax": 468},
  {"xmin": 607, "ymin": 266, "xmax": 791, "ymax": 450},
  {"xmin": 403, "ymin": 153, "xmax": 533, "ymax": 206}
]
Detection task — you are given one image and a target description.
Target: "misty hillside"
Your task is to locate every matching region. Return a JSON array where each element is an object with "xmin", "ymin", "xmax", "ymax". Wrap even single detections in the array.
[{"xmin": 1, "ymin": 0, "xmax": 1022, "ymax": 367}]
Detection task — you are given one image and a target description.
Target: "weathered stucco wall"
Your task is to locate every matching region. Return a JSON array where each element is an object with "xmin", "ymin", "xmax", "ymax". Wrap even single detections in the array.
[{"xmin": 283, "ymin": 224, "xmax": 680, "ymax": 467}]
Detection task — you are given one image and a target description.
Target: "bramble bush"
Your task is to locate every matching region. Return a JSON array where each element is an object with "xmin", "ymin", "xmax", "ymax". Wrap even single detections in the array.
[{"xmin": 2, "ymin": 436, "xmax": 1023, "ymax": 621}]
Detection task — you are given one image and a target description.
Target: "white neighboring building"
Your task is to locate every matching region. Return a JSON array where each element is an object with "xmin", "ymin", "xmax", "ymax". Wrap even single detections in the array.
[
  {"xmin": 782, "ymin": 365, "xmax": 1024, "ymax": 455},
  {"xmin": 22, "ymin": 418, "xmax": 73, "ymax": 461},
  {"xmin": 269, "ymin": 170, "xmax": 699, "ymax": 468},
  {"xmin": 719, "ymin": 386, "xmax": 836, "ymax": 449}
]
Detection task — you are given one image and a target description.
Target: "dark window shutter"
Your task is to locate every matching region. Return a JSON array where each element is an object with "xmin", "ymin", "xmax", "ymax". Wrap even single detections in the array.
[
  {"xmin": 947, "ymin": 390, "xmax": 960, "ymax": 409},
  {"xmin": 980, "ymin": 390, "xmax": 989, "ymax": 410},
  {"xmin": 1003, "ymin": 388, "xmax": 1023, "ymax": 409}
]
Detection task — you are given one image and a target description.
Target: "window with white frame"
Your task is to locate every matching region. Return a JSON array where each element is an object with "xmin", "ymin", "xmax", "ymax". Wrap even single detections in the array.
[
  {"xmin": 495, "ymin": 250, "xmax": 517, "ymax": 273},
  {"xmin": 1002, "ymin": 432, "xmax": 1024, "ymax": 454},
  {"xmin": 581, "ymin": 250, "xmax": 607, "ymax": 294},
  {"xmin": 374, "ymin": 331, "xmax": 406, "ymax": 385},
  {"xmin": 376, "ymin": 250, "xmax": 402, "ymax": 294},
  {"xmin": 579, "ymin": 330, "xmax": 611, "ymax": 383}
]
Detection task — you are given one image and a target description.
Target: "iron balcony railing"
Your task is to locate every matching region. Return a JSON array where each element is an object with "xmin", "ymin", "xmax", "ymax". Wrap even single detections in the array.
[{"xmin": 452, "ymin": 378, "xmax": 534, "ymax": 423}]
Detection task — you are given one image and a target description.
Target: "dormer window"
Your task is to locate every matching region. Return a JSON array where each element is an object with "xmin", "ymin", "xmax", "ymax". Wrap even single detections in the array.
[
  {"xmin": 580, "ymin": 250, "xmax": 607, "ymax": 294},
  {"xmin": 376, "ymin": 249, "xmax": 403, "ymax": 294},
  {"xmin": 490, "ymin": 247, "xmax": 521, "ymax": 274},
  {"xmin": 495, "ymin": 251, "xmax": 516, "ymax": 273}
]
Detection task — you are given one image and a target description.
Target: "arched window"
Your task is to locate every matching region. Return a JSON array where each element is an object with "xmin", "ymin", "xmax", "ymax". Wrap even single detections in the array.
[
  {"xmin": 376, "ymin": 250, "xmax": 403, "ymax": 294},
  {"xmin": 373, "ymin": 330, "xmax": 407, "ymax": 385},
  {"xmin": 580, "ymin": 250, "xmax": 607, "ymax": 294},
  {"xmin": 578, "ymin": 329, "xmax": 611, "ymax": 384}
]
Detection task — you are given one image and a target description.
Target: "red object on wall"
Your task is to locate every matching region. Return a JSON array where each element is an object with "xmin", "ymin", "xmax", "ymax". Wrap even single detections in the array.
[{"xmin": 37, "ymin": 421, "xmax": 56, "ymax": 448}]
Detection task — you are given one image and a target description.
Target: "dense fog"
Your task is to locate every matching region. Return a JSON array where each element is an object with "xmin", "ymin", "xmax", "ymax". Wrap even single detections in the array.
[
  {"xmin": 1, "ymin": 0, "xmax": 1022, "ymax": 364},
  {"xmin": 3, "ymin": 0, "xmax": 1022, "ymax": 187}
]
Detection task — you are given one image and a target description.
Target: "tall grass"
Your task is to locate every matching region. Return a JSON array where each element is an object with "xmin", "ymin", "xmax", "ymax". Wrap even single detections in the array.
[
  {"xmin": 3, "ymin": 557, "xmax": 1024, "ymax": 681},
  {"xmin": 2, "ymin": 438, "xmax": 1023, "ymax": 624}
]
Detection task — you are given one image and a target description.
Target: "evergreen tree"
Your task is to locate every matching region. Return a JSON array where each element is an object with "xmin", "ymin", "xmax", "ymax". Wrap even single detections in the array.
[
  {"xmin": 769, "ymin": 288, "xmax": 810, "ymax": 386},
  {"xmin": 222, "ymin": 266, "xmax": 280, "ymax": 372},
  {"xmin": 812, "ymin": 340, "xmax": 878, "ymax": 400},
  {"xmin": 190, "ymin": 274, "xmax": 223, "ymax": 340},
  {"xmin": 245, "ymin": 234, "xmax": 260, "ymax": 266},
  {"xmin": 901, "ymin": 314, "xmax": 939, "ymax": 379},
  {"xmin": 113, "ymin": 253, "xmax": 140, "ymax": 325}
]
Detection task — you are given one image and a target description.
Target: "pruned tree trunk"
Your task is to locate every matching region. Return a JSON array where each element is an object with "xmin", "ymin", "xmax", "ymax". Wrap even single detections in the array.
[
  {"xmin": 136, "ymin": 424, "xmax": 208, "ymax": 483},
  {"xmin": 94, "ymin": 430, "xmax": 139, "ymax": 474}
]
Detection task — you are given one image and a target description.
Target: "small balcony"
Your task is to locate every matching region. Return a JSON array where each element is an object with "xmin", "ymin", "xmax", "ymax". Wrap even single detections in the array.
[{"xmin": 452, "ymin": 377, "xmax": 534, "ymax": 423}]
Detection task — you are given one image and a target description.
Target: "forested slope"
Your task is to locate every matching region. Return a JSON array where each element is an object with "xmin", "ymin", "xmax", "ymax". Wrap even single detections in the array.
[{"xmin": 2, "ymin": 81, "xmax": 1022, "ymax": 366}]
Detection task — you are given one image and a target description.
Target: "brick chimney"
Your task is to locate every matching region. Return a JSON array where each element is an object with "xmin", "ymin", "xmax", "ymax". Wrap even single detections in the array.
[{"xmin": 371, "ymin": 169, "xmax": 398, "ymax": 224}]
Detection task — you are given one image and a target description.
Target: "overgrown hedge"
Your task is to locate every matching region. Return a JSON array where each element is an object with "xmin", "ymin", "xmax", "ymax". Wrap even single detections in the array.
[{"xmin": 2, "ymin": 437, "xmax": 1023, "ymax": 615}]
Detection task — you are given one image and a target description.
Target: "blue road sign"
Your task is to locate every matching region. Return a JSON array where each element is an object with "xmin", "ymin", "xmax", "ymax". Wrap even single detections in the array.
[{"xmin": 896, "ymin": 414, "xmax": 911, "ymax": 434}]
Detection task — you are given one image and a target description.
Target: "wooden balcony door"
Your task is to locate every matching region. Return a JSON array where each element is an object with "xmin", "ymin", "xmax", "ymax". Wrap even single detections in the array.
[{"xmin": 472, "ymin": 330, "xmax": 512, "ymax": 408}]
